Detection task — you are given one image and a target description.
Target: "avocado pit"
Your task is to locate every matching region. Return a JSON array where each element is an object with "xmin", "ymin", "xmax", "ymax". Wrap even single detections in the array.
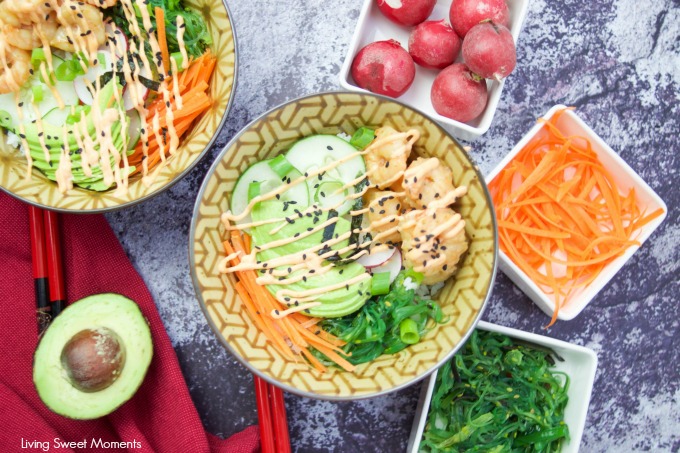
[{"xmin": 60, "ymin": 328, "xmax": 126, "ymax": 392}]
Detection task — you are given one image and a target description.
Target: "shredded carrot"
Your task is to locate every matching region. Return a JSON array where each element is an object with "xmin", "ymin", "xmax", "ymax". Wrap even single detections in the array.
[
  {"xmin": 155, "ymin": 7, "xmax": 170, "ymax": 74},
  {"xmin": 222, "ymin": 229, "xmax": 356, "ymax": 373},
  {"xmin": 489, "ymin": 108, "xmax": 664, "ymax": 326},
  {"xmin": 127, "ymin": 51, "xmax": 216, "ymax": 175}
]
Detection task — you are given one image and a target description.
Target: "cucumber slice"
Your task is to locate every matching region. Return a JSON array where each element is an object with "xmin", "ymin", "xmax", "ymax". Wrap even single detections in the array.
[
  {"xmin": 285, "ymin": 135, "xmax": 366, "ymax": 206},
  {"xmin": 231, "ymin": 159, "xmax": 310, "ymax": 227},
  {"xmin": 314, "ymin": 180, "xmax": 352, "ymax": 215},
  {"xmin": 126, "ymin": 109, "xmax": 141, "ymax": 150}
]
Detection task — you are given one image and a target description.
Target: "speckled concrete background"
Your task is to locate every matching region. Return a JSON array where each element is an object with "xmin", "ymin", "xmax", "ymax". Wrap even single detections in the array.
[{"xmin": 106, "ymin": 0, "xmax": 679, "ymax": 451}]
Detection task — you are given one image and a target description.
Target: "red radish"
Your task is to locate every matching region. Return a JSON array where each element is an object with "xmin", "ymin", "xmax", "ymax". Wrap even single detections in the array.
[
  {"xmin": 351, "ymin": 40, "xmax": 416, "ymax": 98},
  {"xmin": 357, "ymin": 247, "xmax": 396, "ymax": 268},
  {"xmin": 73, "ymin": 49, "xmax": 114, "ymax": 105},
  {"xmin": 370, "ymin": 248, "xmax": 402, "ymax": 284},
  {"xmin": 408, "ymin": 20, "xmax": 461, "ymax": 70},
  {"xmin": 105, "ymin": 23, "xmax": 129, "ymax": 58},
  {"xmin": 376, "ymin": 0, "xmax": 436, "ymax": 27},
  {"xmin": 449, "ymin": 0, "xmax": 509, "ymax": 38},
  {"xmin": 431, "ymin": 63, "xmax": 488, "ymax": 122},
  {"xmin": 462, "ymin": 21, "xmax": 516, "ymax": 80}
]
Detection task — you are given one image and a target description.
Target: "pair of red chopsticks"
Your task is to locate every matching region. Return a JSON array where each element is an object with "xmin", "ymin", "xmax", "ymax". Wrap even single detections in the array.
[
  {"xmin": 254, "ymin": 375, "xmax": 291, "ymax": 453},
  {"xmin": 28, "ymin": 205, "xmax": 66, "ymax": 333}
]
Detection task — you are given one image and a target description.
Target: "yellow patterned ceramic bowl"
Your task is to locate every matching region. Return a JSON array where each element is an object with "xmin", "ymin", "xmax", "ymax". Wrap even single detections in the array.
[
  {"xmin": 0, "ymin": 0, "xmax": 237, "ymax": 213},
  {"xmin": 190, "ymin": 92, "xmax": 498, "ymax": 400}
]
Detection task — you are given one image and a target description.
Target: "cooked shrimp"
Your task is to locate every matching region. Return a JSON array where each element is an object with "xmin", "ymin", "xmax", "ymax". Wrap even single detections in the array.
[
  {"xmin": 365, "ymin": 189, "xmax": 406, "ymax": 246},
  {"xmin": 4, "ymin": 19, "xmax": 58, "ymax": 51},
  {"xmin": 82, "ymin": 0, "xmax": 119, "ymax": 7},
  {"xmin": 399, "ymin": 207, "xmax": 468, "ymax": 285},
  {"xmin": 51, "ymin": 2, "xmax": 106, "ymax": 53},
  {"xmin": 402, "ymin": 157, "xmax": 465, "ymax": 209},
  {"xmin": 364, "ymin": 126, "xmax": 419, "ymax": 190},
  {"xmin": 0, "ymin": 0, "xmax": 52, "ymax": 27},
  {"xmin": 0, "ymin": 38, "xmax": 31, "ymax": 94}
]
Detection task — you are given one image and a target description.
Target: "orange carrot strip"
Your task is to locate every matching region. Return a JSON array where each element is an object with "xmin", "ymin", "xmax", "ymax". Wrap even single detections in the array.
[{"xmin": 155, "ymin": 7, "xmax": 170, "ymax": 74}]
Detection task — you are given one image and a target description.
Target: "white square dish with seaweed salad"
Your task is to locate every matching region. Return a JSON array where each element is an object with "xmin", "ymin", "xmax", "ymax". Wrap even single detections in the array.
[{"xmin": 407, "ymin": 321, "xmax": 598, "ymax": 453}]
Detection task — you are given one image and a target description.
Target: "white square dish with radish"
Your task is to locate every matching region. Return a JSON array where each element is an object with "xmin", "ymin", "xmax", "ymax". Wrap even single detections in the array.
[
  {"xmin": 339, "ymin": 0, "xmax": 530, "ymax": 141},
  {"xmin": 407, "ymin": 321, "xmax": 598, "ymax": 453},
  {"xmin": 486, "ymin": 105, "xmax": 668, "ymax": 322}
]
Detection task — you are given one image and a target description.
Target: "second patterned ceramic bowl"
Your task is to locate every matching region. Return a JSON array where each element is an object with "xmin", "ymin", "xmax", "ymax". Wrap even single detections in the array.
[
  {"xmin": 0, "ymin": 0, "xmax": 237, "ymax": 213},
  {"xmin": 190, "ymin": 92, "xmax": 498, "ymax": 400}
]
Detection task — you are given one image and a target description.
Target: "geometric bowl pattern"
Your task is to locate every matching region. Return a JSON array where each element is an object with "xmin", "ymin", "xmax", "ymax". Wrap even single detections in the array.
[
  {"xmin": 0, "ymin": 0, "xmax": 236, "ymax": 213},
  {"xmin": 190, "ymin": 92, "xmax": 498, "ymax": 400}
]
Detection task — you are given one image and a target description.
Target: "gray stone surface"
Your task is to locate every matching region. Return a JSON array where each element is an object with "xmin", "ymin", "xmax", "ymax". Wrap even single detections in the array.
[{"xmin": 106, "ymin": 0, "xmax": 679, "ymax": 451}]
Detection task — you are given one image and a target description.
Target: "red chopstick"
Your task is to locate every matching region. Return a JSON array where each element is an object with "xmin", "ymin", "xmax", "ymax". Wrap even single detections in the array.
[
  {"xmin": 28, "ymin": 206, "xmax": 51, "ymax": 333},
  {"xmin": 254, "ymin": 376, "xmax": 275, "ymax": 453},
  {"xmin": 254, "ymin": 376, "xmax": 290, "ymax": 453},
  {"xmin": 269, "ymin": 384, "xmax": 291, "ymax": 453},
  {"xmin": 43, "ymin": 210, "xmax": 66, "ymax": 318}
]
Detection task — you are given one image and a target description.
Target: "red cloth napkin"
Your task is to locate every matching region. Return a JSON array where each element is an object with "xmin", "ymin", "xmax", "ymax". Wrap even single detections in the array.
[{"xmin": 0, "ymin": 192, "xmax": 260, "ymax": 453}]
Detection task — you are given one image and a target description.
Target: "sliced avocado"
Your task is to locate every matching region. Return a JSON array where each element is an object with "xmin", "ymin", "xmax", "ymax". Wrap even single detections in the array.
[
  {"xmin": 33, "ymin": 293, "xmax": 152, "ymax": 420},
  {"xmin": 19, "ymin": 81, "xmax": 134, "ymax": 190},
  {"xmin": 251, "ymin": 201, "xmax": 371, "ymax": 318}
]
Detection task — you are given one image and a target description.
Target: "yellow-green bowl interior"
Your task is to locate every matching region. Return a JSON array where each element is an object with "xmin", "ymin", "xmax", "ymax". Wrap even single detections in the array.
[
  {"xmin": 191, "ymin": 92, "xmax": 497, "ymax": 399},
  {"xmin": 0, "ymin": 0, "xmax": 236, "ymax": 213}
]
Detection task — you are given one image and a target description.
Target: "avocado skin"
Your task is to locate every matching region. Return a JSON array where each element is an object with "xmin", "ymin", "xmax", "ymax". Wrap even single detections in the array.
[
  {"xmin": 251, "ymin": 201, "xmax": 371, "ymax": 318},
  {"xmin": 32, "ymin": 293, "xmax": 153, "ymax": 420}
]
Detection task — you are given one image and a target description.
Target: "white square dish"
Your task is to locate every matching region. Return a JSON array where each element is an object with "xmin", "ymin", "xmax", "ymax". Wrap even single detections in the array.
[
  {"xmin": 485, "ymin": 105, "xmax": 668, "ymax": 321},
  {"xmin": 339, "ymin": 0, "xmax": 530, "ymax": 141},
  {"xmin": 407, "ymin": 321, "xmax": 599, "ymax": 453}
]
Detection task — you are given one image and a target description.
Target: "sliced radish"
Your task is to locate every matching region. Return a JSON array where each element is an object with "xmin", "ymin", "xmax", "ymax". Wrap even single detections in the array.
[
  {"xmin": 370, "ymin": 248, "xmax": 402, "ymax": 284},
  {"xmin": 73, "ymin": 49, "xmax": 114, "ymax": 105},
  {"xmin": 105, "ymin": 23, "xmax": 129, "ymax": 58},
  {"xmin": 123, "ymin": 65, "xmax": 152, "ymax": 111},
  {"xmin": 357, "ymin": 247, "xmax": 395, "ymax": 269}
]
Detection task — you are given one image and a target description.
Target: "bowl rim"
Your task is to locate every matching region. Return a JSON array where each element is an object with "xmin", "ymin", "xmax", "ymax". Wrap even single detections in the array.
[
  {"xmin": 189, "ymin": 90, "xmax": 499, "ymax": 401},
  {"xmin": 0, "ymin": 0, "xmax": 239, "ymax": 214}
]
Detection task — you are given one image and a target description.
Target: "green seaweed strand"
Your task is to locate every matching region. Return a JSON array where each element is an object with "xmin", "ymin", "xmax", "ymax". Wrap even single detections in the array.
[{"xmin": 419, "ymin": 331, "xmax": 570, "ymax": 453}]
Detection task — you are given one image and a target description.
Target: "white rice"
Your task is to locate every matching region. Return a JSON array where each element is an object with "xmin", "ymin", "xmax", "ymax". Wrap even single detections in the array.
[
  {"xmin": 337, "ymin": 132, "xmax": 352, "ymax": 142},
  {"xmin": 415, "ymin": 281, "xmax": 445, "ymax": 299},
  {"xmin": 6, "ymin": 131, "xmax": 20, "ymax": 149}
]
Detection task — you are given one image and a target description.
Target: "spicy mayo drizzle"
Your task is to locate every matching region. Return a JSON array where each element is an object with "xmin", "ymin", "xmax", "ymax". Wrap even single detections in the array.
[
  {"xmin": 218, "ymin": 129, "xmax": 468, "ymax": 318},
  {"xmin": 0, "ymin": 0, "xmax": 190, "ymax": 194}
]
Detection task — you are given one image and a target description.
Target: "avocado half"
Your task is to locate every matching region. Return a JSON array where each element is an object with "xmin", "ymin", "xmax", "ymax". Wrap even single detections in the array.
[{"xmin": 33, "ymin": 293, "xmax": 153, "ymax": 420}]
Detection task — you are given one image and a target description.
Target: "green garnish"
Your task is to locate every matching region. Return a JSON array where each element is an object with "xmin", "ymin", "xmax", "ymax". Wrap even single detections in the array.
[
  {"xmin": 350, "ymin": 126, "xmax": 375, "ymax": 150},
  {"xmin": 247, "ymin": 181, "xmax": 261, "ymax": 202},
  {"xmin": 399, "ymin": 318, "xmax": 420, "ymax": 344},
  {"xmin": 55, "ymin": 60, "xmax": 77, "ymax": 82},
  {"xmin": 419, "ymin": 330, "xmax": 570, "ymax": 452},
  {"xmin": 370, "ymin": 271, "xmax": 391, "ymax": 296},
  {"xmin": 106, "ymin": 0, "xmax": 212, "ymax": 59},
  {"xmin": 32, "ymin": 85, "xmax": 44, "ymax": 103},
  {"xmin": 31, "ymin": 48, "xmax": 46, "ymax": 67},
  {"xmin": 314, "ymin": 271, "xmax": 444, "ymax": 365},
  {"xmin": 268, "ymin": 154, "xmax": 294, "ymax": 178},
  {"xmin": 170, "ymin": 51, "xmax": 185, "ymax": 69}
]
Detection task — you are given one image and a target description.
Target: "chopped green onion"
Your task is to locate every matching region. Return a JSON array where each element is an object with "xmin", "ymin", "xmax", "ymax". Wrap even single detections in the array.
[
  {"xmin": 31, "ymin": 48, "xmax": 46, "ymax": 67},
  {"xmin": 98, "ymin": 52, "xmax": 106, "ymax": 69},
  {"xmin": 268, "ymin": 155, "xmax": 294, "ymax": 178},
  {"xmin": 32, "ymin": 85, "xmax": 44, "ymax": 103},
  {"xmin": 0, "ymin": 110, "xmax": 13, "ymax": 130},
  {"xmin": 350, "ymin": 126, "xmax": 375, "ymax": 150},
  {"xmin": 404, "ymin": 268, "xmax": 424, "ymax": 285},
  {"xmin": 170, "ymin": 51, "xmax": 185, "ymax": 70},
  {"xmin": 247, "ymin": 181, "xmax": 261, "ymax": 202},
  {"xmin": 370, "ymin": 271, "xmax": 391, "ymax": 296},
  {"xmin": 66, "ymin": 105, "xmax": 92, "ymax": 125},
  {"xmin": 55, "ymin": 60, "xmax": 77, "ymax": 82},
  {"xmin": 399, "ymin": 318, "xmax": 420, "ymax": 344}
]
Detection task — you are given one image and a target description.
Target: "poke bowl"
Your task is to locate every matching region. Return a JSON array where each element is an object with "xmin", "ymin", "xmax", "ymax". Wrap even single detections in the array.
[
  {"xmin": 190, "ymin": 92, "xmax": 498, "ymax": 400},
  {"xmin": 0, "ymin": 0, "xmax": 237, "ymax": 213}
]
